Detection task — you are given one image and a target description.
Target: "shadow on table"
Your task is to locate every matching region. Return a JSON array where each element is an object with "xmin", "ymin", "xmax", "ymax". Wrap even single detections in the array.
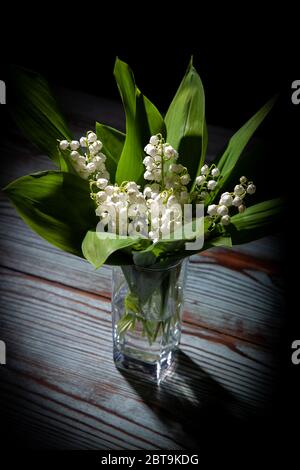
[{"xmin": 119, "ymin": 350, "xmax": 246, "ymax": 449}]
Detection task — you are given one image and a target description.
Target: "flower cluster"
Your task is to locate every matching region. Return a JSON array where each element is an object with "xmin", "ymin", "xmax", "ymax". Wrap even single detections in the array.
[
  {"xmin": 59, "ymin": 132, "xmax": 109, "ymax": 182},
  {"xmin": 142, "ymin": 136, "xmax": 193, "ymax": 240},
  {"xmin": 193, "ymin": 164, "xmax": 220, "ymax": 201},
  {"xmin": 92, "ymin": 182, "xmax": 185, "ymax": 242},
  {"xmin": 93, "ymin": 181, "xmax": 149, "ymax": 237},
  {"xmin": 143, "ymin": 134, "xmax": 191, "ymax": 190},
  {"xmin": 58, "ymin": 133, "xmax": 192, "ymax": 242},
  {"xmin": 143, "ymin": 188, "xmax": 184, "ymax": 242},
  {"xmin": 59, "ymin": 131, "xmax": 255, "ymax": 240},
  {"xmin": 90, "ymin": 135, "xmax": 195, "ymax": 242},
  {"xmin": 207, "ymin": 176, "xmax": 256, "ymax": 226}
]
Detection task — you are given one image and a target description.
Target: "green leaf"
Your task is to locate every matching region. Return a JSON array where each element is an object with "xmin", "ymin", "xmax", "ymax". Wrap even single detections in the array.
[
  {"xmin": 132, "ymin": 217, "xmax": 206, "ymax": 267},
  {"xmin": 165, "ymin": 58, "xmax": 207, "ymax": 182},
  {"xmin": 132, "ymin": 239, "xmax": 187, "ymax": 267},
  {"xmin": 58, "ymin": 148, "xmax": 78, "ymax": 174},
  {"xmin": 229, "ymin": 198, "xmax": 284, "ymax": 244},
  {"xmin": 3, "ymin": 171, "xmax": 97, "ymax": 257},
  {"xmin": 114, "ymin": 58, "xmax": 165, "ymax": 185},
  {"xmin": 124, "ymin": 293, "xmax": 140, "ymax": 314},
  {"xmin": 141, "ymin": 93, "xmax": 165, "ymax": 138},
  {"xmin": 96, "ymin": 123, "xmax": 125, "ymax": 182},
  {"xmin": 82, "ymin": 230, "xmax": 149, "ymax": 269},
  {"xmin": 117, "ymin": 313, "xmax": 136, "ymax": 335},
  {"xmin": 9, "ymin": 66, "xmax": 73, "ymax": 170},
  {"xmin": 203, "ymin": 234, "xmax": 232, "ymax": 250},
  {"xmin": 212, "ymin": 96, "xmax": 277, "ymax": 195}
]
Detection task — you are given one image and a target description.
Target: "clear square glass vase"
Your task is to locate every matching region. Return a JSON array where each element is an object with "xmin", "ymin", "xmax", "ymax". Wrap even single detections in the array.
[{"xmin": 111, "ymin": 259, "xmax": 188, "ymax": 383}]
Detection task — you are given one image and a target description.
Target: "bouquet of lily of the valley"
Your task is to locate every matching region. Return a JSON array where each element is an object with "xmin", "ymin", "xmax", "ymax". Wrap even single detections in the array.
[{"xmin": 4, "ymin": 58, "xmax": 283, "ymax": 351}]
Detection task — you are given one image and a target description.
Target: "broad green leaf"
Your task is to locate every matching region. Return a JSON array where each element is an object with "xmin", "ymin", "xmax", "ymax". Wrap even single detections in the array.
[
  {"xmin": 82, "ymin": 230, "xmax": 149, "ymax": 269},
  {"xmin": 96, "ymin": 123, "xmax": 125, "ymax": 182},
  {"xmin": 132, "ymin": 217, "xmax": 206, "ymax": 267},
  {"xmin": 132, "ymin": 236, "xmax": 192, "ymax": 267},
  {"xmin": 141, "ymin": 93, "xmax": 166, "ymax": 138},
  {"xmin": 165, "ymin": 234, "xmax": 233, "ymax": 261},
  {"xmin": 203, "ymin": 234, "xmax": 232, "ymax": 250},
  {"xmin": 9, "ymin": 66, "xmax": 73, "ymax": 170},
  {"xmin": 113, "ymin": 59, "xmax": 143, "ymax": 183},
  {"xmin": 165, "ymin": 58, "xmax": 207, "ymax": 182},
  {"xmin": 114, "ymin": 58, "xmax": 165, "ymax": 185},
  {"xmin": 229, "ymin": 198, "xmax": 284, "ymax": 244},
  {"xmin": 131, "ymin": 217, "xmax": 233, "ymax": 267},
  {"xmin": 212, "ymin": 96, "xmax": 277, "ymax": 196},
  {"xmin": 58, "ymin": 148, "xmax": 79, "ymax": 174},
  {"xmin": 3, "ymin": 171, "xmax": 97, "ymax": 257}
]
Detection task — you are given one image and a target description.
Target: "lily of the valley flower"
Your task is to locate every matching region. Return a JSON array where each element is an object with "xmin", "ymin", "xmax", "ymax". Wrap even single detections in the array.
[
  {"xmin": 59, "ymin": 132, "xmax": 256, "ymax": 239},
  {"xmin": 206, "ymin": 175, "xmax": 256, "ymax": 226}
]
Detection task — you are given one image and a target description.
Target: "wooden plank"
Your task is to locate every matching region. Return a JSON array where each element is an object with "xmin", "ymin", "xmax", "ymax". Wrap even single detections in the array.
[
  {"xmin": 0, "ymin": 266, "xmax": 277, "ymax": 450},
  {"xmin": 0, "ymin": 195, "xmax": 284, "ymax": 346}
]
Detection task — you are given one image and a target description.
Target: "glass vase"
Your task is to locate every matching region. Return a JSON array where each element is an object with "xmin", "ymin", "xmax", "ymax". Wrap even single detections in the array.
[{"xmin": 111, "ymin": 259, "xmax": 188, "ymax": 383}]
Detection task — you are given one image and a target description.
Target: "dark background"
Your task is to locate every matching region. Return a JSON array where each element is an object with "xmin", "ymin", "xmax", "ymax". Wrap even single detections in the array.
[
  {"xmin": 0, "ymin": 42, "xmax": 296, "ymax": 131},
  {"xmin": 0, "ymin": 14, "xmax": 299, "ymax": 456},
  {"xmin": 0, "ymin": 12, "xmax": 298, "ymax": 132}
]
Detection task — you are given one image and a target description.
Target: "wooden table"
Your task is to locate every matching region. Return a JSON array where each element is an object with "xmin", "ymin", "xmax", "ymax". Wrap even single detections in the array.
[{"xmin": 0, "ymin": 90, "xmax": 285, "ymax": 450}]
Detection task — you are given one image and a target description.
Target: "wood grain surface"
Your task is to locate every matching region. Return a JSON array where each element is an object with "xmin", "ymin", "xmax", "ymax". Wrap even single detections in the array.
[{"xmin": 0, "ymin": 90, "xmax": 285, "ymax": 450}]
